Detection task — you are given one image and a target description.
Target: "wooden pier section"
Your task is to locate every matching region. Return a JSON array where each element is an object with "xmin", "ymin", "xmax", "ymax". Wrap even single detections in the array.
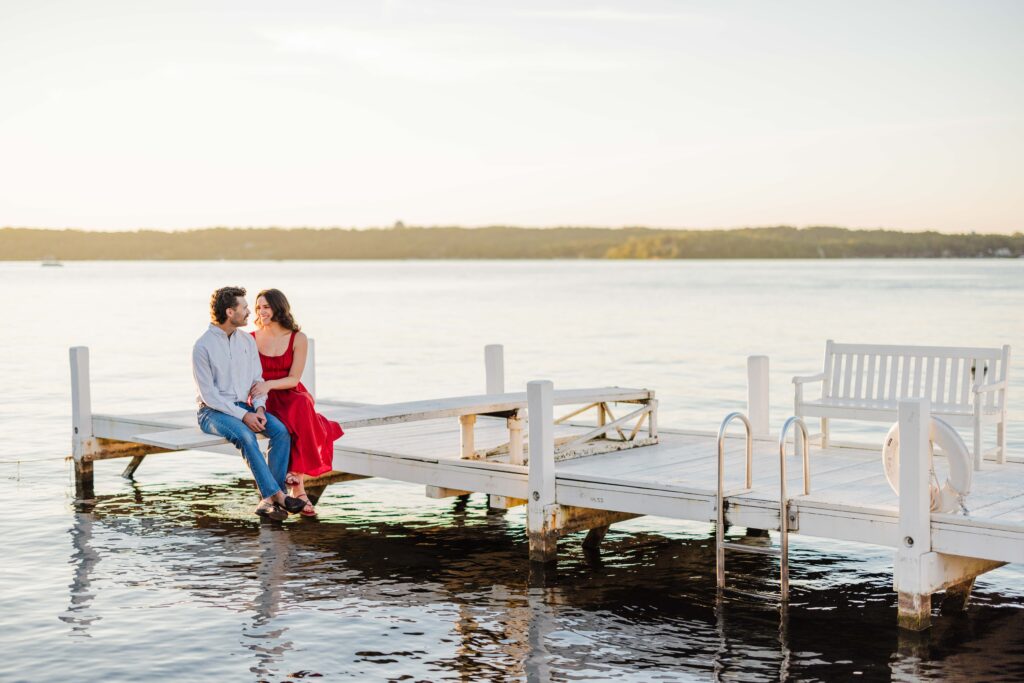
[{"xmin": 68, "ymin": 345, "xmax": 1023, "ymax": 631}]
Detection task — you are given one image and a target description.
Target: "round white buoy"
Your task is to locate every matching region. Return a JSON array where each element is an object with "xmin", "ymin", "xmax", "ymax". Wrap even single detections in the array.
[{"xmin": 882, "ymin": 417, "xmax": 972, "ymax": 514}]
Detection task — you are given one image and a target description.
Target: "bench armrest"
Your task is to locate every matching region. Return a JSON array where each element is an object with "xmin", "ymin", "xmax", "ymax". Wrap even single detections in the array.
[
  {"xmin": 973, "ymin": 380, "xmax": 1007, "ymax": 394},
  {"xmin": 792, "ymin": 372, "xmax": 827, "ymax": 385}
]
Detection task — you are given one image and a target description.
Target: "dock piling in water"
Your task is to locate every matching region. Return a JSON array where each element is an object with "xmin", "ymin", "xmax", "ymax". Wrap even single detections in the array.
[
  {"xmin": 70, "ymin": 346, "xmax": 96, "ymax": 501},
  {"xmin": 527, "ymin": 380, "xmax": 557, "ymax": 563}
]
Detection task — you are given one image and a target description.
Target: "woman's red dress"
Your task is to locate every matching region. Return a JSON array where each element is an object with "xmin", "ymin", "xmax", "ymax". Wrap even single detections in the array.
[{"xmin": 254, "ymin": 331, "xmax": 343, "ymax": 477}]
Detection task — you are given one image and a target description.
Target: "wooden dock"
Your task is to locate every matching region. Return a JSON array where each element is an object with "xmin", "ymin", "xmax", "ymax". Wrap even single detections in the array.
[{"xmin": 68, "ymin": 344, "xmax": 1023, "ymax": 631}]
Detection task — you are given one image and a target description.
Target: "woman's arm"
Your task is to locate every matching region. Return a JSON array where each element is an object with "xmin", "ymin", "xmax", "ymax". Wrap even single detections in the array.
[{"xmin": 253, "ymin": 333, "xmax": 308, "ymax": 394}]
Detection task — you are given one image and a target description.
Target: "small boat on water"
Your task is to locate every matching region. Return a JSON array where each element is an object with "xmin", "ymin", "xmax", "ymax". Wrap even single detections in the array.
[{"xmin": 41, "ymin": 256, "xmax": 63, "ymax": 267}]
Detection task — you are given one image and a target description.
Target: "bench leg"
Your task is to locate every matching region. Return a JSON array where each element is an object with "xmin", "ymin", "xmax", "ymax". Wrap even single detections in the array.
[
  {"xmin": 973, "ymin": 413, "xmax": 983, "ymax": 471},
  {"xmin": 996, "ymin": 420, "xmax": 1006, "ymax": 465}
]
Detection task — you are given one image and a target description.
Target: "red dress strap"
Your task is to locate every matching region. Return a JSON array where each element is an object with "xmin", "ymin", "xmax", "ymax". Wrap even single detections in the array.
[{"xmin": 287, "ymin": 331, "xmax": 296, "ymax": 352}]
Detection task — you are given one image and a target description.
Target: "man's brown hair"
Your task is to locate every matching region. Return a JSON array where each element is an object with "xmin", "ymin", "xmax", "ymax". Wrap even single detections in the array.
[{"xmin": 210, "ymin": 286, "xmax": 246, "ymax": 324}]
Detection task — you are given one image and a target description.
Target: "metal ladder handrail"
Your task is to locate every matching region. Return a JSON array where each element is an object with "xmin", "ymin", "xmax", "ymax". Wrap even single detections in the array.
[
  {"xmin": 715, "ymin": 411, "xmax": 753, "ymax": 592},
  {"xmin": 715, "ymin": 414, "xmax": 812, "ymax": 602},
  {"xmin": 777, "ymin": 416, "xmax": 811, "ymax": 601}
]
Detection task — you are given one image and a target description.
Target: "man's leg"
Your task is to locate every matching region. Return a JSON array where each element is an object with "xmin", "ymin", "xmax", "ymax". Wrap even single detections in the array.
[
  {"xmin": 263, "ymin": 412, "xmax": 291, "ymax": 494},
  {"xmin": 198, "ymin": 407, "xmax": 282, "ymax": 500}
]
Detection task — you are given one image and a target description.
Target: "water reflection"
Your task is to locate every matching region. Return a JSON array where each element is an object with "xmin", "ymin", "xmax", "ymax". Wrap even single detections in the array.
[
  {"xmin": 60, "ymin": 480, "xmax": 1024, "ymax": 682},
  {"xmin": 245, "ymin": 523, "xmax": 297, "ymax": 681},
  {"xmin": 61, "ymin": 510, "xmax": 101, "ymax": 636}
]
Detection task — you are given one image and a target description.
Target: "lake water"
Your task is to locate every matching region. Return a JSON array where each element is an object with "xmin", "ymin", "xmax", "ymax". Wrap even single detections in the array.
[{"xmin": 1, "ymin": 259, "xmax": 1022, "ymax": 682}]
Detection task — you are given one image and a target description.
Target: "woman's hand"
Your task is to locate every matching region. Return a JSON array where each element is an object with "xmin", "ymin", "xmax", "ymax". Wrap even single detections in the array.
[{"xmin": 250, "ymin": 381, "xmax": 271, "ymax": 398}]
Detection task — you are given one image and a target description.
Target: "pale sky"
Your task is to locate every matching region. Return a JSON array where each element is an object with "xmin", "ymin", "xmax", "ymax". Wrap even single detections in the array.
[{"xmin": 1, "ymin": 1, "xmax": 1022, "ymax": 233}]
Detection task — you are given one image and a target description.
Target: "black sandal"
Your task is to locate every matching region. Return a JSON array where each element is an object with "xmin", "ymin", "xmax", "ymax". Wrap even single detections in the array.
[
  {"xmin": 282, "ymin": 496, "xmax": 308, "ymax": 514},
  {"xmin": 255, "ymin": 502, "xmax": 288, "ymax": 521}
]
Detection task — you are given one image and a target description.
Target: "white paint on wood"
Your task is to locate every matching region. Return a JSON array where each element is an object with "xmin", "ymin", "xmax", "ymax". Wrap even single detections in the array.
[
  {"xmin": 527, "ymin": 380, "xmax": 556, "ymax": 532},
  {"xmin": 302, "ymin": 337, "xmax": 316, "ymax": 399},
  {"xmin": 460, "ymin": 414, "xmax": 477, "ymax": 459},
  {"xmin": 894, "ymin": 397, "xmax": 933, "ymax": 623},
  {"xmin": 70, "ymin": 346, "xmax": 93, "ymax": 461},
  {"xmin": 508, "ymin": 413, "xmax": 525, "ymax": 465},
  {"xmin": 485, "ymin": 344, "xmax": 505, "ymax": 395},
  {"xmin": 747, "ymin": 355, "xmax": 770, "ymax": 439},
  {"xmin": 426, "ymin": 485, "xmax": 471, "ymax": 498}
]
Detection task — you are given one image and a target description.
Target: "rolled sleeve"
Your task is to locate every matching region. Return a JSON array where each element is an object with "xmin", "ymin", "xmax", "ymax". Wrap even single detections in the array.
[{"xmin": 193, "ymin": 343, "xmax": 247, "ymax": 420}]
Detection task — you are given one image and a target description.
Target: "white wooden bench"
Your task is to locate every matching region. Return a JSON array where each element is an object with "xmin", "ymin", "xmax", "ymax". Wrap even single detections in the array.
[{"xmin": 793, "ymin": 341, "xmax": 1010, "ymax": 469}]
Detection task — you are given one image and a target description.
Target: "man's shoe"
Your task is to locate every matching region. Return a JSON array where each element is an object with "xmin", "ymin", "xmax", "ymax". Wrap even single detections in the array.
[
  {"xmin": 282, "ymin": 496, "xmax": 308, "ymax": 514},
  {"xmin": 255, "ymin": 502, "xmax": 288, "ymax": 522}
]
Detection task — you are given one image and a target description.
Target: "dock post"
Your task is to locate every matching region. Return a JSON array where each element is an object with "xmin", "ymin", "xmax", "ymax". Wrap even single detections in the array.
[
  {"xmin": 895, "ymin": 398, "xmax": 932, "ymax": 631},
  {"xmin": 527, "ymin": 380, "xmax": 558, "ymax": 563},
  {"xmin": 747, "ymin": 356, "xmax": 770, "ymax": 440},
  {"xmin": 485, "ymin": 344, "xmax": 504, "ymax": 394},
  {"xmin": 301, "ymin": 337, "xmax": 316, "ymax": 399},
  {"xmin": 70, "ymin": 347, "xmax": 97, "ymax": 501}
]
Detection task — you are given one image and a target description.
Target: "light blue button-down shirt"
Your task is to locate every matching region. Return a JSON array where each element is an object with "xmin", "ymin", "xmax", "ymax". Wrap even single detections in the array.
[{"xmin": 192, "ymin": 324, "xmax": 267, "ymax": 420}]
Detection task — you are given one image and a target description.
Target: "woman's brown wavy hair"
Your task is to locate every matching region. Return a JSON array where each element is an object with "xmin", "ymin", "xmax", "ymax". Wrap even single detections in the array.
[{"xmin": 255, "ymin": 288, "xmax": 301, "ymax": 332}]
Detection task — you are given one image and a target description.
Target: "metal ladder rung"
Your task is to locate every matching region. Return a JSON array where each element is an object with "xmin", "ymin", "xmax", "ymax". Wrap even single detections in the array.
[
  {"xmin": 722, "ymin": 586, "xmax": 784, "ymax": 602},
  {"xmin": 720, "ymin": 541, "xmax": 782, "ymax": 557}
]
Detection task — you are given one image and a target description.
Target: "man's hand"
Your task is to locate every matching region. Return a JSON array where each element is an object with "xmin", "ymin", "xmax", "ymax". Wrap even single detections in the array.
[
  {"xmin": 254, "ymin": 407, "xmax": 268, "ymax": 430},
  {"xmin": 242, "ymin": 412, "xmax": 264, "ymax": 433}
]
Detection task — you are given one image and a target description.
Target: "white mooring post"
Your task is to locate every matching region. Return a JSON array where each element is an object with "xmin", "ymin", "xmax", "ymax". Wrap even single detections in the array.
[
  {"xmin": 70, "ymin": 346, "xmax": 96, "ymax": 500},
  {"xmin": 527, "ymin": 379, "xmax": 557, "ymax": 562},
  {"xmin": 301, "ymin": 337, "xmax": 316, "ymax": 399},
  {"xmin": 747, "ymin": 355, "xmax": 770, "ymax": 440},
  {"xmin": 895, "ymin": 398, "xmax": 932, "ymax": 631},
  {"xmin": 892, "ymin": 397, "xmax": 1003, "ymax": 628},
  {"xmin": 485, "ymin": 344, "xmax": 525, "ymax": 468},
  {"xmin": 485, "ymin": 344, "xmax": 505, "ymax": 394}
]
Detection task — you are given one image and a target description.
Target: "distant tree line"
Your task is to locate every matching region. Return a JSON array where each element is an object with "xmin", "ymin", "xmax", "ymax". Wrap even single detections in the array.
[{"xmin": 1, "ymin": 225, "xmax": 1021, "ymax": 260}]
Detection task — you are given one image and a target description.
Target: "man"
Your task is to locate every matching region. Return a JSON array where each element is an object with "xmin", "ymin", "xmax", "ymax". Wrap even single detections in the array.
[{"xmin": 192, "ymin": 286, "xmax": 305, "ymax": 521}]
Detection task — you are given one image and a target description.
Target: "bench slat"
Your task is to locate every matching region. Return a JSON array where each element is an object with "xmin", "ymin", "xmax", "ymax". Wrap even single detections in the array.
[{"xmin": 831, "ymin": 342, "xmax": 1004, "ymax": 358}]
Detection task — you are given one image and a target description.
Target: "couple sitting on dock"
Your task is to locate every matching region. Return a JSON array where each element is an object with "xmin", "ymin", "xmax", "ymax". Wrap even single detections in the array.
[{"xmin": 192, "ymin": 286, "xmax": 344, "ymax": 521}]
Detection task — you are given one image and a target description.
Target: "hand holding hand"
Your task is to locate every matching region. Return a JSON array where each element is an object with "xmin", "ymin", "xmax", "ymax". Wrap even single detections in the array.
[
  {"xmin": 250, "ymin": 381, "xmax": 271, "ymax": 398},
  {"xmin": 242, "ymin": 412, "xmax": 264, "ymax": 433},
  {"xmin": 254, "ymin": 409, "xmax": 268, "ymax": 430}
]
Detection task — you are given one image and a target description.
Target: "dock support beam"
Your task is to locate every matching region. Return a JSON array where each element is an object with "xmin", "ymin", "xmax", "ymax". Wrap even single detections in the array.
[
  {"xmin": 70, "ymin": 347, "xmax": 97, "ymax": 501},
  {"xmin": 527, "ymin": 380, "xmax": 558, "ymax": 563}
]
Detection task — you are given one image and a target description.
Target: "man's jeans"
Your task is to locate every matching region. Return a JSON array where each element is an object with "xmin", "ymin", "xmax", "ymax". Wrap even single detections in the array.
[{"xmin": 198, "ymin": 402, "xmax": 290, "ymax": 499}]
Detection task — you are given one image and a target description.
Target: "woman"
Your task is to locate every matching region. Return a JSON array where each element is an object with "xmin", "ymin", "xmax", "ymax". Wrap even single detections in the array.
[{"xmin": 250, "ymin": 289, "xmax": 343, "ymax": 516}]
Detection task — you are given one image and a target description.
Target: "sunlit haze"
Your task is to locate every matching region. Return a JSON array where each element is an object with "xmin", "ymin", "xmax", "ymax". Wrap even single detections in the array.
[{"xmin": 2, "ymin": 1, "xmax": 1021, "ymax": 232}]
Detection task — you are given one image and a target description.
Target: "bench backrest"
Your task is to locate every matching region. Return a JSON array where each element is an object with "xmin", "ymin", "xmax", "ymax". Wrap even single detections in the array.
[{"xmin": 821, "ymin": 340, "xmax": 1010, "ymax": 410}]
